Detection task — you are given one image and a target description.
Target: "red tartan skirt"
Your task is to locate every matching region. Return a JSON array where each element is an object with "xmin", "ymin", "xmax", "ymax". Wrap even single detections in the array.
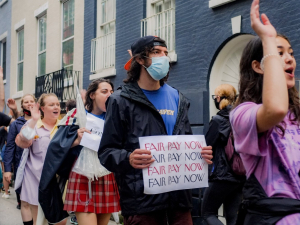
[{"xmin": 63, "ymin": 171, "xmax": 121, "ymax": 214}]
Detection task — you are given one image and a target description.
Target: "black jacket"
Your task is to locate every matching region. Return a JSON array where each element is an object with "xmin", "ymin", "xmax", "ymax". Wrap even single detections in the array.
[
  {"xmin": 4, "ymin": 117, "xmax": 26, "ymax": 173},
  {"xmin": 205, "ymin": 106, "xmax": 245, "ymax": 183},
  {"xmin": 98, "ymin": 82, "xmax": 193, "ymax": 216},
  {"xmin": 39, "ymin": 125, "xmax": 82, "ymax": 223}
]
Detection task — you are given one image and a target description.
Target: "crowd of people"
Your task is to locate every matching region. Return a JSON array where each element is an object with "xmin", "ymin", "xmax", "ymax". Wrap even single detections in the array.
[{"xmin": 0, "ymin": 0, "xmax": 300, "ymax": 225}]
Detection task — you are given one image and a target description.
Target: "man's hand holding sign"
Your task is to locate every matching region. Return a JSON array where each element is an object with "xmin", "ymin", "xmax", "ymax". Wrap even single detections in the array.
[{"xmin": 131, "ymin": 135, "xmax": 213, "ymax": 195}]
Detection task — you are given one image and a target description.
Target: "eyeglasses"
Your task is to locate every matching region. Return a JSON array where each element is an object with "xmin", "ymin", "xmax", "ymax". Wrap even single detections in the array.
[{"xmin": 211, "ymin": 95, "xmax": 219, "ymax": 100}]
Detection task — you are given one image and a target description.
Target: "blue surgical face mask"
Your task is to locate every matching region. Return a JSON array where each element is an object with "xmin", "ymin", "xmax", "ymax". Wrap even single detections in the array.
[{"xmin": 143, "ymin": 56, "xmax": 170, "ymax": 81}]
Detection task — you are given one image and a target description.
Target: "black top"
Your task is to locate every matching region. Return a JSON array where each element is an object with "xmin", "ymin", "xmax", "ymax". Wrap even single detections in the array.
[
  {"xmin": 205, "ymin": 105, "xmax": 245, "ymax": 183},
  {"xmin": 4, "ymin": 116, "xmax": 26, "ymax": 173},
  {"xmin": 0, "ymin": 112, "xmax": 11, "ymax": 127},
  {"xmin": 0, "ymin": 126, "xmax": 7, "ymax": 150},
  {"xmin": 39, "ymin": 125, "xmax": 82, "ymax": 223},
  {"xmin": 99, "ymin": 82, "xmax": 193, "ymax": 216},
  {"xmin": 236, "ymin": 174, "xmax": 300, "ymax": 225}
]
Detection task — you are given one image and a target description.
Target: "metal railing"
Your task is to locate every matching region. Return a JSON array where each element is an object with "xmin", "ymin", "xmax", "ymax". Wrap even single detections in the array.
[
  {"xmin": 35, "ymin": 69, "xmax": 80, "ymax": 113},
  {"xmin": 141, "ymin": 8, "xmax": 176, "ymax": 52},
  {"xmin": 91, "ymin": 26, "xmax": 115, "ymax": 73}
]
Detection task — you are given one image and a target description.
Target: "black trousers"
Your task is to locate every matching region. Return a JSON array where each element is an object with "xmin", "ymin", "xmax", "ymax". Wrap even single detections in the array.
[
  {"xmin": 16, "ymin": 192, "xmax": 21, "ymax": 204},
  {"xmin": 201, "ymin": 180, "xmax": 243, "ymax": 225}
]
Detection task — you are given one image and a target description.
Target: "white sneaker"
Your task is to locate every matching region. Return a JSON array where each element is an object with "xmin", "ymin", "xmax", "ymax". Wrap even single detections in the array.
[{"xmin": 2, "ymin": 193, "xmax": 9, "ymax": 199}]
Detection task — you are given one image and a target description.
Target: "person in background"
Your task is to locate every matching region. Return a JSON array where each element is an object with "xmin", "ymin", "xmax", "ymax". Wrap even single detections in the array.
[
  {"xmin": 66, "ymin": 99, "xmax": 76, "ymax": 113},
  {"xmin": 63, "ymin": 79, "xmax": 120, "ymax": 225},
  {"xmin": 38, "ymin": 81, "xmax": 120, "ymax": 225},
  {"xmin": 4, "ymin": 94, "xmax": 36, "ymax": 224},
  {"xmin": 15, "ymin": 93, "xmax": 66, "ymax": 225},
  {"xmin": 202, "ymin": 84, "xmax": 245, "ymax": 225},
  {"xmin": 230, "ymin": 0, "xmax": 300, "ymax": 224}
]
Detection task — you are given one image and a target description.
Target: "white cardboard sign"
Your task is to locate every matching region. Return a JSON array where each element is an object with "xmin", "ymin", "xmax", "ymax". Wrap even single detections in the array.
[
  {"xmin": 139, "ymin": 135, "xmax": 208, "ymax": 195},
  {"xmin": 80, "ymin": 113, "xmax": 105, "ymax": 152}
]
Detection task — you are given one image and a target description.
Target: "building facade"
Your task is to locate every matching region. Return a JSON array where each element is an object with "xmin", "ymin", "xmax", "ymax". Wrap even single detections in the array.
[
  {"xmin": 83, "ymin": 0, "xmax": 300, "ymax": 224},
  {"xmin": 0, "ymin": 0, "xmax": 12, "ymax": 114},
  {"xmin": 10, "ymin": 0, "xmax": 84, "ymax": 111}
]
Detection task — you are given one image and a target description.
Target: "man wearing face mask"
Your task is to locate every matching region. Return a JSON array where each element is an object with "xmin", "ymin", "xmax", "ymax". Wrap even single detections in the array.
[{"xmin": 98, "ymin": 36, "xmax": 213, "ymax": 225}]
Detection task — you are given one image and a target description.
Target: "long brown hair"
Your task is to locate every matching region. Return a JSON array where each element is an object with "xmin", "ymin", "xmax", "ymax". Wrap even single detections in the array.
[
  {"xmin": 85, "ymin": 78, "xmax": 114, "ymax": 113},
  {"xmin": 123, "ymin": 37, "xmax": 169, "ymax": 86},
  {"xmin": 236, "ymin": 34, "xmax": 300, "ymax": 135}
]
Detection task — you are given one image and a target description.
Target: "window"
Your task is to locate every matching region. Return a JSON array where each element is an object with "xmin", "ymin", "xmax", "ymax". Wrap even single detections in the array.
[
  {"xmin": 99, "ymin": 0, "xmax": 115, "ymax": 37},
  {"xmin": 17, "ymin": 29, "xmax": 24, "ymax": 91},
  {"xmin": 90, "ymin": 0, "xmax": 116, "ymax": 75},
  {"xmin": 142, "ymin": 0, "xmax": 176, "ymax": 61},
  {"xmin": 62, "ymin": 0, "xmax": 74, "ymax": 71},
  {"xmin": 38, "ymin": 15, "xmax": 47, "ymax": 76},
  {"xmin": 0, "ymin": 41, "xmax": 6, "ymax": 80}
]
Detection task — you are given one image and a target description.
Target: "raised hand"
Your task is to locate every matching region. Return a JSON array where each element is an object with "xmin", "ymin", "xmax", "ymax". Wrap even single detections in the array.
[
  {"xmin": 250, "ymin": 0, "xmax": 277, "ymax": 40},
  {"xmin": 30, "ymin": 103, "xmax": 41, "ymax": 121},
  {"xmin": 7, "ymin": 98, "xmax": 17, "ymax": 111}
]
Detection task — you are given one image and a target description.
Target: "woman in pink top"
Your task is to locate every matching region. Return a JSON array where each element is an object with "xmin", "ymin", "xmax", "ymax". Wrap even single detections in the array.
[
  {"xmin": 230, "ymin": 1, "xmax": 300, "ymax": 224},
  {"xmin": 16, "ymin": 93, "xmax": 66, "ymax": 225}
]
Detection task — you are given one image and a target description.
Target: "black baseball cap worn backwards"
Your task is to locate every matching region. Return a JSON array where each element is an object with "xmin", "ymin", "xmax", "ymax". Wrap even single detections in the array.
[{"xmin": 124, "ymin": 35, "xmax": 167, "ymax": 70}]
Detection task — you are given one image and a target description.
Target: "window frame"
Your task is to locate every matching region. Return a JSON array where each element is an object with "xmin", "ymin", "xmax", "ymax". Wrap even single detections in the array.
[
  {"xmin": 97, "ymin": 0, "xmax": 116, "ymax": 37},
  {"xmin": 209, "ymin": 0, "xmax": 236, "ymax": 8},
  {"xmin": 143, "ymin": 0, "xmax": 177, "ymax": 62},
  {"xmin": 37, "ymin": 14, "xmax": 47, "ymax": 76},
  {"xmin": 17, "ymin": 29, "xmax": 24, "ymax": 92},
  {"xmin": 61, "ymin": 0, "xmax": 75, "ymax": 71},
  {"xmin": 0, "ymin": 40, "xmax": 7, "ymax": 81},
  {"xmin": 90, "ymin": 0, "xmax": 116, "ymax": 78}
]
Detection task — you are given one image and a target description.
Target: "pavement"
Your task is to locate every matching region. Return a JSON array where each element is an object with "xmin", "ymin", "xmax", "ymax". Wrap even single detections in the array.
[{"xmin": 0, "ymin": 187, "xmax": 118, "ymax": 225}]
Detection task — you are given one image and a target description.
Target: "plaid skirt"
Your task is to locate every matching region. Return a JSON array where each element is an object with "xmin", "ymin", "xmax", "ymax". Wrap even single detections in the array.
[{"xmin": 63, "ymin": 171, "xmax": 121, "ymax": 214}]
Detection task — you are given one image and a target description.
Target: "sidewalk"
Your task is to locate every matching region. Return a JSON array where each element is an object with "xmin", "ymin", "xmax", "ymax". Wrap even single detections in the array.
[{"xmin": 0, "ymin": 187, "xmax": 118, "ymax": 225}]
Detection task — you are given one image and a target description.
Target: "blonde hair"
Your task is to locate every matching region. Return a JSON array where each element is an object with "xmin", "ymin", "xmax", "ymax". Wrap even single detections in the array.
[
  {"xmin": 38, "ymin": 93, "xmax": 58, "ymax": 119},
  {"xmin": 215, "ymin": 84, "xmax": 237, "ymax": 110},
  {"xmin": 21, "ymin": 94, "xmax": 37, "ymax": 116},
  {"xmin": 21, "ymin": 94, "xmax": 36, "ymax": 108}
]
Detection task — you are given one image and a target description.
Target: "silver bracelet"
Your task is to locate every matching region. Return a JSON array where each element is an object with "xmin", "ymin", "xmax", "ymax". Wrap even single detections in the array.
[{"xmin": 260, "ymin": 54, "xmax": 283, "ymax": 72}]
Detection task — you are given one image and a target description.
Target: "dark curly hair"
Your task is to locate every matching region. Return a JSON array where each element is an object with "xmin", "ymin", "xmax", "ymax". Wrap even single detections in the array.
[
  {"xmin": 85, "ymin": 78, "xmax": 114, "ymax": 113},
  {"xmin": 236, "ymin": 34, "xmax": 300, "ymax": 135},
  {"xmin": 123, "ymin": 37, "xmax": 169, "ymax": 86}
]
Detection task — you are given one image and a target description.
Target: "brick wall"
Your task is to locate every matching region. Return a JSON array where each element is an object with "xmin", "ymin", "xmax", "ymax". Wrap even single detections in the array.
[
  {"xmin": 114, "ymin": 0, "xmax": 146, "ymax": 86},
  {"xmin": 83, "ymin": 0, "xmax": 97, "ymax": 89},
  {"xmin": 83, "ymin": 0, "xmax": 300, "ymax": 224}
]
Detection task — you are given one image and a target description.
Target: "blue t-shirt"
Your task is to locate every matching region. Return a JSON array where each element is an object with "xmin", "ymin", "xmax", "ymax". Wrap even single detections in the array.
[
  {"xmin": 142, "ymin": 84, "xmax": 179, "ymax": 135},
  {"xmin": 86, "ymin": 110, "xmax": 106, "ymax": 120}
]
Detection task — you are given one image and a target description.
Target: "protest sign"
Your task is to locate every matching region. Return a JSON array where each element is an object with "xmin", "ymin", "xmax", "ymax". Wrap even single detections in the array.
[
  {"xmin": 139, "ymin": 135, "xmax": 208, "ymax": 195},
  {"xmin": 80, "ymin": 113, "xmax": 104, "ymax": 152}
]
